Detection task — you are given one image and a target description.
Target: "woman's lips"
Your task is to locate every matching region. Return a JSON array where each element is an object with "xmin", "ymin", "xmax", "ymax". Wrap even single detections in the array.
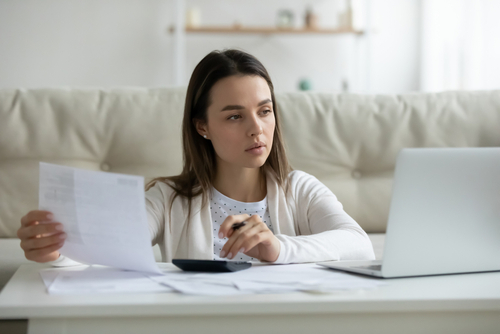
[{"xmin": 245, "ymin": 146, "xmax": 265, "ymax": 155}]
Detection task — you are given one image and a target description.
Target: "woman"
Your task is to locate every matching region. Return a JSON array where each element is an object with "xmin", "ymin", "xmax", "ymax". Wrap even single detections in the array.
[{"xmin": 17, "ymin": 49, "xmax": 375, "ymax": 265}]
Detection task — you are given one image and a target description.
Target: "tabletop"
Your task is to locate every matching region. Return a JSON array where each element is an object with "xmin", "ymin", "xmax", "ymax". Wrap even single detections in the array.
[{"xmin": 1, "ymin": 262, "xmax": 500, "ymax": 319}]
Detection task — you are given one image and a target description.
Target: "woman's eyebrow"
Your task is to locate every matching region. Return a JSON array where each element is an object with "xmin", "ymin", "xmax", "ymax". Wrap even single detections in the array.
[{"xmin": 220, "ymin": 98, "xmax": 272, "ymax": 112}]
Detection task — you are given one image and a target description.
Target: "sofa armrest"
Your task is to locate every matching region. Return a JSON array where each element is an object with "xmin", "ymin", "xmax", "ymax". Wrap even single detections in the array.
[
  {"xmin": 0, "ymin": 238, "xmax": 31, "ymax": 292},
  {"xmin": 367, "ymin": 233, "xmax": 385, "ymax": 260}
]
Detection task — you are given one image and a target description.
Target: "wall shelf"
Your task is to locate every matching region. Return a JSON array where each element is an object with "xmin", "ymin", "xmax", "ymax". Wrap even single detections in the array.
[
  {"xmin": 169, "ymin": 25, "xmax": 364, "ymax": 35},
  {"xmin": 169, "ymin": 0, "xmax": 372, "ymax": 91}
]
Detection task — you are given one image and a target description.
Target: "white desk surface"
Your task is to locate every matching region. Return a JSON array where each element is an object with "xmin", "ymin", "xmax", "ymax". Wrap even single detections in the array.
[
  {"xmin": 1, "ymin": 262, "xmax": 500, "ymax": 319},
  {"xmin": 1, "ymin": 234, "xmax": 499, "ymax": 334}
]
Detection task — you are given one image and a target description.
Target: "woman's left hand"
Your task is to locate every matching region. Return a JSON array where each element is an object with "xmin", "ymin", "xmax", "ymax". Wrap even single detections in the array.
[{"xmin": 218, "ymin": 214, "xmax": 280, "ymax": 262}]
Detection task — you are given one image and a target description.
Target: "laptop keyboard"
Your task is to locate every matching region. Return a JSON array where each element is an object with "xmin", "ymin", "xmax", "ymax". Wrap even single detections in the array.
[{"xmin": 353, "ymin": 264, "xmax": 382, "ymax": 271}]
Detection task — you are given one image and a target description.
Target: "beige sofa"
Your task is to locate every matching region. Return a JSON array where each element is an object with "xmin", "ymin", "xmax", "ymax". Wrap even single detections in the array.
[{"xmin": 1, "ymin": 88, "xmax": 499, "ymax": 290}]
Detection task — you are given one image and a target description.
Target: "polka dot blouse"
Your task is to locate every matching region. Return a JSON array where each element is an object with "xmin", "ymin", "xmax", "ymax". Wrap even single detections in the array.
[{"xmin": 210, "ymin": 187, "xmax": 274, "ymax": 262}]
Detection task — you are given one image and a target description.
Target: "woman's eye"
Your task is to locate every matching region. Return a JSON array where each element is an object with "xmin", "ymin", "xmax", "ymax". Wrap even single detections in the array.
[{"xmin": 228, "ymin": 110, "xmax": 271, "ymax": 120}]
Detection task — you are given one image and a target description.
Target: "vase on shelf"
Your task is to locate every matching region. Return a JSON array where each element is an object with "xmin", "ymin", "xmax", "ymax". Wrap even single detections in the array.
[
  {"xmin": 186, "ymin": 7, "xmax": 201, "ymax": 28},
  {"xmin": 337, "ymin": 0, "xmax": 353, "ymax": 30},
  {"xmin": 276, "ymin": 9, "xmax": 295, "ymax": 29},
  {"xmin": 304, "ymin": 6, "xmax": 319, "ymax": 30}
]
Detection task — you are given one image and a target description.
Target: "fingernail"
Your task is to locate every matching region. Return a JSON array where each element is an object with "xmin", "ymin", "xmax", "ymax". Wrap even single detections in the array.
[
  {"xmin": 239, "ymin": 247, "xmax": 245, "ymax": 254},
  {"xmin": 220, "ymin": 250, "xmax": 226, "ymax": 258},
  {"xmin": 218, "ymin": 232, "xmax": 223, "ymax": 239},
  {"xmin": 59, "ymin": 233, "xmax": 67, "ymax": 239},
  {"xmin": 227, "ymin": 252, "xmax": 233, "ymax": 259},
  {"xmin": 47, "ymin": 214, "xmax": 54, "ymax": 220},
  {"xmin": 55, "ymin": 224, "xmax": 64, "ymax": 231}
]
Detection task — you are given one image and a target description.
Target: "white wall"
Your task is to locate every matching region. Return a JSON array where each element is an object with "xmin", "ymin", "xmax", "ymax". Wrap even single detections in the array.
[
  {"xmin": 369, "ymin": 0, "xmax": 421, "ymax": 93},
  {"xmin": 483, "ymin": 1, "xmax": 500, "ymax": 89},
  {"xmin": 0, "ymin": 0, "xmax": 421, "ymax": 93},
  {"xmin": 419, "ymin": 0, "xmax": 500, "ymax": 92},
  {"xmin": 0, "ymin": 0, "xmax": 172, "ymax": 88}
]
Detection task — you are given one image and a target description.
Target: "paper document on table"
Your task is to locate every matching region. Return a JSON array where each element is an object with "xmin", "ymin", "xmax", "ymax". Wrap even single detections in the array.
[
  {"xmin": 40, "ymin": 265, "xmax": 89, "ymax": 288},
  {"xmin": 40, "ymin": 266, "xmax": 173, "ymax": 295},
  {"xmin": 38, "ymin": 263, "xmax": 385, "ymax": 295},
  {"xmin": 151, "ymin": 263, "xmax": 386, "ymax": 295},
  {"xmin": 39, "ymin": 162, "xmax": 161, "ymax": 275}
]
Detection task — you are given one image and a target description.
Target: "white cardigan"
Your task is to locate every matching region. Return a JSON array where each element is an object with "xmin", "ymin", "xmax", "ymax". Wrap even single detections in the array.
[{"xmin": 146, "ymin": 170, "xmax": 375, "ymax": 264}]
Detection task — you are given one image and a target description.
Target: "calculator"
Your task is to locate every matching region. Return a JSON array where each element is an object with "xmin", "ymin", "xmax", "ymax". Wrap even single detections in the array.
[{"xmin": 172, "ymin": 259, "xmax": 252, "ymax": 272}]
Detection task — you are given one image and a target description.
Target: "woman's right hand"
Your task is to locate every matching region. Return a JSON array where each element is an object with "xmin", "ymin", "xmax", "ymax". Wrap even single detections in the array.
[{"xmin": 18, "ymin": 210, "xmax": 66, "ymax": 263}]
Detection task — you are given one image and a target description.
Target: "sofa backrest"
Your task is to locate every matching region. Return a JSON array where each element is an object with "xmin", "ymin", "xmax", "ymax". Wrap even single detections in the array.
[{"xmin": 1, "ymin": 88, "xmax": 499, "ymax": 237}]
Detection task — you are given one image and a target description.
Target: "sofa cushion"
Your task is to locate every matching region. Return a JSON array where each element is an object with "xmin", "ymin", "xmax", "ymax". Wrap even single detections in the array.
[
  {"xmin": 277, "ymin": 91, "xmax": 500, "ymax": 232},
  {"xmin": 0, "ymin": 88, "xmax": 186, "ymax": 237}
]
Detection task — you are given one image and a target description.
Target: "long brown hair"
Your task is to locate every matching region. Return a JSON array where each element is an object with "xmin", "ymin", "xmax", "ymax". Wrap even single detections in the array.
[{"xmin": 146, "ymin": 49, "xmax": 292, "ymax": 228}]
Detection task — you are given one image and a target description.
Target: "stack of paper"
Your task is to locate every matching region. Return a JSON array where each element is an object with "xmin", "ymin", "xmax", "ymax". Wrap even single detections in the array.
[
  {"xmin": 151, "ymin": 262, "xmax": 385, "ymax": 295},
  {"xmin": 40, "ymin": 266, "xmax": 173, "ymax": 295},
  {"xmin": 40, "ymin": 263, "xmax": 384, "ymax": 295}
]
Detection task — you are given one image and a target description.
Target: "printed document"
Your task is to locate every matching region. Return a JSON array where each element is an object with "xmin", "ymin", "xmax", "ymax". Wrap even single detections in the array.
[{"xmin": 39, "ymin": 162, "xmax": 161, "ymax": 275}]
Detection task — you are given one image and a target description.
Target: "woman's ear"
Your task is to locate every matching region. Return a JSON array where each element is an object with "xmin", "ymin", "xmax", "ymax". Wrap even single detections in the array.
[{"xmin": 194, "ymin": 119, "xmax": 209, "ymax": 139}]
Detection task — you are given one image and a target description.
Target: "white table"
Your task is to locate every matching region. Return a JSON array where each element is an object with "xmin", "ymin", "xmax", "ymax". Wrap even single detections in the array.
[{"xmin": 1, "ymin": 262, "xmax": 500, "ymax": 334}]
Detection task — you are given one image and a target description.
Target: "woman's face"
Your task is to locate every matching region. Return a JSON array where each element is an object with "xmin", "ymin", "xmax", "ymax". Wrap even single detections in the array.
[{"xmin": 198, "ymin": 75, "xmax": 275, "ymax": 170}]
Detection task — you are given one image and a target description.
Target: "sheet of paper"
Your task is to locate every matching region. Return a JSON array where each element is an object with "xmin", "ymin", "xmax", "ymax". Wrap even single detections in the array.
[
  {"xmin": 39, "ymin": 265, "xmax": 90, "ymax": 289},
  {"xmin": 39, "ymin": 162, "xmax": 161, "ymax": 275},
  {"xmin": 150, "ymin": 263, "xmax": 386, "ymax": 295},
  {"xmin": 159, "ymin": 279, "xmax": 246, "ymax": 296},
  {"xmin": 46, "ymin": 267, "xmax": 173, "ymax": 295},
  {"xmin": 189, "ymin": 263, "xmax": 378, "ymax": 284}
]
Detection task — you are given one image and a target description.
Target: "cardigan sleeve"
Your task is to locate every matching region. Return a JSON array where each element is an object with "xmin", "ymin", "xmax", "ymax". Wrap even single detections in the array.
[
  {"xmin": 273, "ymin": 171, "xmax": 375, "ymax": 264},
  {"xmin": 145, "ymin": 181, "xmax": 168, "ymax": 246}
]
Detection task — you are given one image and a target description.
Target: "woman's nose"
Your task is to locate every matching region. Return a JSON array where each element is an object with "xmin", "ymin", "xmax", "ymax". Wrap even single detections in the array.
[{"xmin": 248, "ymin": 116, "xmax": 263, "ymax": 136}]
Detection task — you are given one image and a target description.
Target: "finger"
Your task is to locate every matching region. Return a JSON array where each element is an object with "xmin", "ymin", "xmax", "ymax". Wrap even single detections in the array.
[
  {"xmin": 227, "ymin": 214, "xmax": 262, "ymax": 238},
  {"xmin": 239, "ymin": 230, "xmax": 272, "ymax": 257},
  {"xmin": 21, "ymin": 210, "xmax": 54, "ymax": 226},
  {"xmin": 226, "ymin": 214, "xmax": 261, "ymax": 239},
  {"xmin": 227, "ymin": 223, "xmax": 270, "ymax": 259},
  {"xmin": 18, "ymin": 222, "xmax": 63, "ymax": 239},
  {"xmin": 21, "ymin": 232, "xmax": 66, "ymax": 251},
  {"xmin": 218, "ymin": 214, "xmax": 251, "ymax": 239},
  {"xmin": 221, "ymin": 220, "xmax": 261, "ymax": 259},
  {"xmin": 25, "ymin": 243, "xmax": 64, "ymax": 262},
  {"xmin": 36, "ymin": 252, "xmax": 62, "ymax": 263},
  {"xmin": 17, "ymin": 222, "xmax": 64, "ymax": 240},
  {"xmin": 21, "ymin": 210, "xmax": 54, "ymax": 227}
]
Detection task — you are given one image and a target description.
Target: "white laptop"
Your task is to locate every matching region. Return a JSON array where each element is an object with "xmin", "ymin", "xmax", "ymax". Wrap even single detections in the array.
[{"xmin": 318, "ymin": 147, "xmax": 500, "ymax": 278}]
